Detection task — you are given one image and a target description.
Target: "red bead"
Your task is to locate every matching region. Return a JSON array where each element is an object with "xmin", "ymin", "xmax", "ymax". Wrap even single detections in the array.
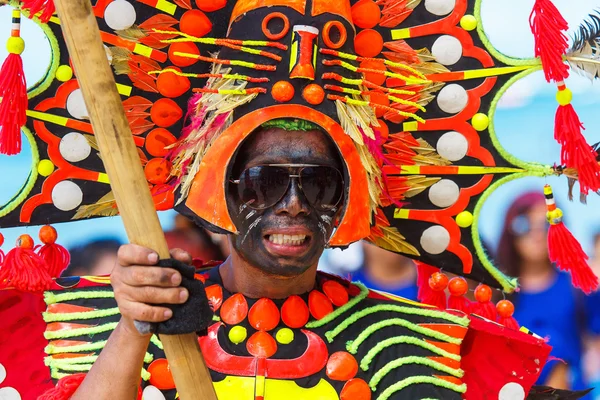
[
  {"xmin": 429, "ymin": 272, "xmax": 449, "ymax": 292},
  {"xmin": 39, "ymin": 225, "xmax": 58, "ymax": 245},
  {"xmin": 281, "ymin": 295, "xmax": 309, "ymax": 328},
  {"xmin": 246, "ymin": 331, "xmax": 278, "ymax": 358},
  {"xmin": 220, "ymin": 293, "xmax": 248, "ymax": 325},
  {"xmin": 340, "ymin": 378, "xmax": 371, "ymax": 400},
  {"xmin": 0, "ymin": 233, "xmax": 4, "ymax": 247},
  {"xmin": 148, "ymin": 358, "xmax": 176, "ymax": 390},
  {"xmin": 474, "ymin": 284, "xmax": 492, "ymax": 303},
  {"xmin": 248, "ymin": 298, "xmax": 280, "ymax": 331},
  {"xmin": 448, "ymin": 277, "xmax": 468, "ymax": 296},
  {"xmin": 322, "ymin": 280, "xmax": 349, "ymax": 307},
  {"xmin": 205, "ymin": 284, "xmax": 223, "ymax": 311},
  {"xmin": 496, "ymin": 300, "xmax": 515, "ymax": 318},
  {"xmin": 309, "ymin": 290, "xmax": 334, "ymax": 320},
  {"xmin": 326, "ymin": 351, "xmax": 358, "ymax": 381}
]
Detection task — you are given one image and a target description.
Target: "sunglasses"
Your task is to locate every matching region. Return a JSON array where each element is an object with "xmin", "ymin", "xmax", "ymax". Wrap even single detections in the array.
[
  {"xmin": 510, "ymin": 215, "xmax": 550, "ymax": 237},
  {"xmin": 230, "ymin": 164, "xmax": 344, "ymax": 211}
]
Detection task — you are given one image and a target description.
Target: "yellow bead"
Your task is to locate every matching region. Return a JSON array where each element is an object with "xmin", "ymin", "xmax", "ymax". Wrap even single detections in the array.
[
  {"xmin": 56, "ymin": 65, "xmax": 74, "ymax": 82},
  {"xmin": 456, "ymin": 211, "xmax": 474, "ymax": 228},
  {"xmin": 7, "ymin": 37, "xmax": 25, "ymax": 55},
  {"xmin": 471, "ymin": 113, "xmax": 489, "ymax": 131},
  {"xmin": 275, "ymin": 328, "xmax": 294, "ymax": 344},
  {"xmin": 37, "ymin": 159, "xmax": 55, "ymax": 177},
  {"xmin": 460, "ymin": 15, "xmax": 478, "ymax": 31},
  {"xmin": 556, "ymin": 88, "xmax": 572, "ymax": 106},
  {"xmin": 546, "ymin": 208, "xmax": 563, "ymax": 225},
  {"xmin": 228, "ymin": 325, "xmax": 247, "ymax": 344}
]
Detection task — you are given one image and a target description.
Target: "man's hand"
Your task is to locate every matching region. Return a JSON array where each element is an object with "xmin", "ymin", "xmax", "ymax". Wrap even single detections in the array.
[{"xmin": 111, "ymin": 244, "xmax": 192, "ymax": 336}]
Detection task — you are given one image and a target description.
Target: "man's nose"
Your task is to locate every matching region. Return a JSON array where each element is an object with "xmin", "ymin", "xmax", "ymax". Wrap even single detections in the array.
[
  {"xmin": 274, "ymin": 179, "xmax": 310, "ymax": 217},
  {"xmin": 289, "ymin": 25, "xmax": 319, "ymax": 80}
]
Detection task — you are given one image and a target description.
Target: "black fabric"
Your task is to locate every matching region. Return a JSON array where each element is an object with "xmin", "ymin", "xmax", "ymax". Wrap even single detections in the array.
[
  {"xmin": 526, "ymin": 386, "xmax": 593, "ymax": 399},
  {"xmin": 155, "ymin": 258, "xmax": 213, "ymax": 336}
]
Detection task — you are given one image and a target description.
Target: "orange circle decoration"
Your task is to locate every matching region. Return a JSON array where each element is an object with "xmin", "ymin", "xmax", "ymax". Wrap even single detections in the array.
[
  {"xmin": 148, "ymin": 359, "xmax": 176, "ymax": 390},
  {"xmin": 374, "ymin": 119, "xmax": 388, "ymax": 141},
  {"xmin": 308, "ymin": 290, "xmax": 334, "ymax": 320},
  {"xmin": 168, "ymin": 42, "xmax": 200, "ymax": 68},
  {"xmin": 262, "ymin": 12, "xmax": 290, "ymax": 41},
  {"xmin": 354, "ymin": 29, "xmax": 383, "ymax": 58},
  {"xmin": 281, "ymin": 295, "xmax": 310, "ymax": 328},
  {"xmin": 302, "ymin": 84, "xmax": 325, "ymax": 105},
  {"xmin": 323, "ymin": 21, "xmax": 347, "ymax": 49},
  {"xmin": 326, "ymin": 352, "xmax": 359, "ymax": 381},
  {"xmin": 474, "ymin": 284, "xmax": 492, "ymax": 303},
  {"xmin": 150, "ymin": 184, "xmax": 175, "ymax": 211},
  {"xmin": 205, "ymin": 284, "xmax": 224, "ymax": 311},
  {"xmin": 39, "ymin": 225, "xmax": 58, "ymax": 244},
  {"xmin": 156, "ymin": 67, "xmax": 191, "ymax": 98},
  {"xmin": 145, "ymin": 128, "xmax": 177, "ymax": 158},
  {"xmin": 351, "ymin": 0, "xmax": 381, "ymax": 29},
  {"xmin": 180, "ymin": 10, "xmax": 212, "ymax": 38},
  {"xmin": 144, "ymin": 158, "xmax": 172, "ymax": 185},
  {"xmin": 248, "ymin": 298, "xmax": 280, "ymax": 331},
  {"xmin": 272, "ymin": 81, "xmax": 295, "ymax": 102},
  {"xmin": 448, "ymin": 277, "xmax": 468, "ymax": 296},
  {"xmin": 221, "ymin": 293, "xmax": 249, "ymax": 325},
  {"xmin": 246, "ymin": 331, "xmax": 278, "ymax": 358},
  {"xmin": 429, "ymin": 272, "xmax": 449, "ymax": 291},
  {"xmin": 151, "ymin": 98, "xmax": 183, "ymax": 128},
  {"xmin": 322, "ymin": 281, "xmax": 349, "ymax": 307},
  {"xmin": 341, "ymin": 378, "xmax": 372, "ymax": 400},
  {"xmin": 195, "ymin": 0, "xmax": 226, "ymax": 12},
  {"xmin": 497, "ymin": 300, "xmax": 515, "ymax": 318},
  {"xmin": 360, "ymin": 59, "xmax": 386, "ymax": 86},
  {"xmin": 17, "ymin": 234, "xmax": 34, "ymax": 249},
  {"xmin": 366, "ymin": 91, "xmax": 389, "ymax": 118}
]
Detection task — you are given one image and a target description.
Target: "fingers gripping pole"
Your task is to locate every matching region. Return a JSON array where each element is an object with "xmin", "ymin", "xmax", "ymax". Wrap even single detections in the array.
[{"xmin": 51, "ymin": 0, "xmax": 218, "ymax": 397}]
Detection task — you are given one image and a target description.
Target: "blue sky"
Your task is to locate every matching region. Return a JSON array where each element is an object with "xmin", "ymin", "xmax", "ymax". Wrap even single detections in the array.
[{"xmin": 0, "ymin": 0, "xmax": 599, "ymax": 256}]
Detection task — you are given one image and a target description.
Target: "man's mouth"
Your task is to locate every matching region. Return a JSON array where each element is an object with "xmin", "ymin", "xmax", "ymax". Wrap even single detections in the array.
[
  {"xmin": 267, "ymin": 234, "xmax": 308, "ymax": 246},
  {"xmin": 262, "ymin": 229, "xmax": 313, "ymax": 257}
]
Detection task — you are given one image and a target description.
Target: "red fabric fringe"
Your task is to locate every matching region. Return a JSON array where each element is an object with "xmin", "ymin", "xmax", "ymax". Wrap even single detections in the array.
[
  {"xmin": 0, "ymin": 247, "xmax": 53, "ymax": 292},
  {"xmin": 471, "ymin": 301, "xmax": 498, "ymax": 321},
  {"xmin": 422, "ymin": 289, "xmax": 447, "ymax": 309},
  {"xmin": 448, "ymin": 295, "xmax": 471, "ymax": 314},
  {"xmin": 0, "ymin": 53, "xmax": 27, "ymax": 155},
  {"xmin": 37, "ymin": 243, "xmax": 71, "ymax": 278},
  {"xmin": 498, "ymin": 316, "xmax": 520, "ymax": 330},
  {"xmin": 555, "ymin": 104, "xmax": 600, "ymax": 194},
  {"xmin": 22, "ymin": 0, "xmax": 56, "ymax": 23},
  {"xmin": 38, "ymin": 374, "xmax": 86, "ymax": 400},
  {"xmin": 529, "ymin": 0, "xmax": 569, "ymax": 82},
  {"xmin": 548, "ymin": 223, "xmax": 599, "ymax": 294},
  {"xmin": 416, "ymin": 262, "xmax": 438, "ymax": 302}
]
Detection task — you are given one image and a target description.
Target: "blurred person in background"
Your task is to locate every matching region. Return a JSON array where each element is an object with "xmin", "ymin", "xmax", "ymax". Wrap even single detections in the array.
[
  {"xmin": 584, "ymin": 231, "xmax": 600, "ymax": 400},
  {"xmin": 496, "ymin": 192, "xmax": 600, "ymax": 395},
  {"xmin": 165, "ymin": 214, "xmax": 228, "ymax": 263},
  {"xmin": 62, "ymin": 238, "xmax": 122, "ymax": 276}
]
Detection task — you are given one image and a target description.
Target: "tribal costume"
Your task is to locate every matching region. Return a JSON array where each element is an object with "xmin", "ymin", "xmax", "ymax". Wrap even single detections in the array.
[{"xmin": 0, "ymin": 0, "xmax": 599, "ymax": 398}]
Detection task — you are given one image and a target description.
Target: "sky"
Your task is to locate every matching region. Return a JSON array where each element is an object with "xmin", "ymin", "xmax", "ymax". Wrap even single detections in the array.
[{"xmin": 0, "ymin": 0, "xmax": 599, "ymax": 256}]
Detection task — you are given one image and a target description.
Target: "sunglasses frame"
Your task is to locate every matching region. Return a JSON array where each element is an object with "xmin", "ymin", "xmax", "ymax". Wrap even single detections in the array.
[{"xmin": 230, "ymin": 163, "xmax": 345, "ymax": 211}]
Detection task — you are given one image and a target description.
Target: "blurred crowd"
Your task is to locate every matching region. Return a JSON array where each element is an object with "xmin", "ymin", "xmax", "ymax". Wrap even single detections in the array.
[{"xmin": 64, "ymin": 192, "xmax": 600, "ymax": 397}]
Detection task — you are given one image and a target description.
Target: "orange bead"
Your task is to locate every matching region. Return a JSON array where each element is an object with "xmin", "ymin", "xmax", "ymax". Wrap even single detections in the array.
[
  {"xmin": 309, "ymin": 290, "xmax": 334, "ymax": 320},
  {"xmin": 249, "ymin": 298, "xmax": 280, "ymax": 331},
  {"xmin": 205, "ymin": 284, "xmax": 223, "ymax": 311},
  {"xmin": 302, "ymin": 84, "xmax": 325, "ymax": 105},
  {"xmin": 429, "ymin": 272, "xmax": 449, "ymax": 292},
  {"xmin": 221, "ymin": 293, "xmax": 248, "ymax": 325},
  {"xmin": 366, "ymin": 91, "xmax": 389, "ymax": 118},
  {"xmin": 17, "ymin": 234, "xmax": 34, "ymax": 249},
  {"xmin": 448, "ymin": 277, "xmax": 468, "ymax": 296},
  {"xmin": 272, "ymin": 81, "xmax": 295, "ymax": 102},
  {"xmin": 351, "ymin": 0, "xmax": 381, "ymax": 29},
  {"xmin": 496, "ymin": 300, "xmax": 515, "ymax": 318},
  {"xmin": 341, "ymin": 378, "xmax": 372, "ymax": 400},
  {"xmin": 246, "ymin": 331, "xmax": 278, "ymax": 358},
  {"xmin": 326, "ymin": 351, "xmax": 358, "ymax": 380},
  {"xmin": 168, "ymin": 42, "xmax": 200, "ymax": 67},
  {"xmin": 39, "ymin": 225, "xmax": 58, "ymax": 245},
  {"xmin": 474, "ymin": 284, "xmax": 492, "ymax": 303},
  {"xmin": 374, "ymin": 119, "xmax": 388, "ymax": 141},
  {"xmin": 144, "ymin": 158, "xmax": 172, "ymax": 185},
  {"xmin": 148, "ymin": 358, "xmax": 176, "ymax": 390},
  {"xmin": 354, "ymin": 29, "xmax": 383, "ymax": 58},
  {"xmin": 322, "ymin": 280, "xmax": 349, "ymax": 307},
  {"xmin": 281, "ymin": 295, "xmax": 309, "ymax": 328},
  {"xmin": 145, "ymin": 128, "xmax": 177, "ymax": 158},
  {"xmin": 0, "ymin": 233, "xmax": 4, "ymax": 247},
  {"xmin": 151, "ymin": 98, "xmax": 183, "ymax": 128},
  {"xmin": 180, "ymin": 10, "xmax": 212, "ymax": 38},
  {"xmin": 195, "ymin": 0, "xmax": 226, "ymax": 12},
  {"xmin": 360, "ymin": 59, "xmax": 386, "ymax": 86},
  {"xmin": 157, "ymin": 67, "xmax": 191, "ymax": 98}
]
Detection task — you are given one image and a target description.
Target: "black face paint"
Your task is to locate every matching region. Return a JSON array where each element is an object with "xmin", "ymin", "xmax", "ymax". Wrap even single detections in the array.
[{"xmin": 226, "ymin": 128, "xmax": 344, "ymax": 277}]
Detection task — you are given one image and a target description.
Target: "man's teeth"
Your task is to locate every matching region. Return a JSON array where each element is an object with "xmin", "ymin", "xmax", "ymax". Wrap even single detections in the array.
[{"xmin": 268, "ymin": 234, "xmax": 307, "ymax": 246}]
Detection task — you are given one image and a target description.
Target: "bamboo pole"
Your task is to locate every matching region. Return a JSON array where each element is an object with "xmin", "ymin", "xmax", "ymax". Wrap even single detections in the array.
[{"xmin": 51, "ymin": 0, "xmax": 218, "ymax": 397}]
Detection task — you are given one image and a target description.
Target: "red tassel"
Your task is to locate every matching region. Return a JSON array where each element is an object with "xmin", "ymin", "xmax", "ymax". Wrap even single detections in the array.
[
  {"xmin": 422, "ymin": 271, "xmax": 448, "ymax": 309},
  {"xmin": 0, "ymin": 234, "xmax": 52, "ymax": 292},
  {"xmin": 545, "ymin": 184, "xmax": 598, "ymax": 294},
  {"xmin": 471, "ymin": 284, "xmax": 497, "ymax": 321},
  {"xmin": 416, "ymin": 262, "xmax": 439, "ymax": 302},
  {"xmin": 447, "ymin": 277, "xmax": 471, "ymax": 313},
  {"xmin": 37, "ymin": 225, "xmax": 70, "ymax": 278},
  {"xmin": 22, "ymin": 0, "xmax": 56, "ymax": 23},
  {"xmin": 38, "ymin": 373, "xmax": 86, "ymax": 400},
  {"xmin": 0, "ymin": 233, "xmax": 5, "ymax": 266},
  {"xmin": 497, "ymin": 300, "xmax": 519, "ymax": 330},
  {"xmin": 529, "ymin": 0, "xmax": 569, "ymax": 83}
]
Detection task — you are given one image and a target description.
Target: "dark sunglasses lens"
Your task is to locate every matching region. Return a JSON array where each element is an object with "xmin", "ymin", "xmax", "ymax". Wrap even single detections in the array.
[
  {"xmin": 237, "ymin": 166, "xmax": 289, "ymax": 209},
  {"xmin": 300, "ymin": 167, "xmax": 344, "ymax": 210}
]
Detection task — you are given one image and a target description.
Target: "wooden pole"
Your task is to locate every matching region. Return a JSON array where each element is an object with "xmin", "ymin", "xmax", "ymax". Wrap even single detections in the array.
[{"xmin": 51, "ymin": 0, "xmax": 218, "ymax": 398}]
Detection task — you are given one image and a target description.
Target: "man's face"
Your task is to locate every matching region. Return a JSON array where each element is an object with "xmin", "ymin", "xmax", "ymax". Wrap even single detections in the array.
[{"xmin": 226, "ymin": 127, "xmax": 344, "ymax": 276}]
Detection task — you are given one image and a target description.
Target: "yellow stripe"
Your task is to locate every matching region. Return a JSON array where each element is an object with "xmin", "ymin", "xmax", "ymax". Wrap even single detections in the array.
[
  {"xmin": 116, "ymin": 83, "xmax": 132, "ymax": 97},
  {"xmin": 256, "ymin": 375, "xmax": 265, "ymax": 397},
  {"xmin": 393, "ymin": 208, "xmax": 410, "ymax": 219},
  {"xmin": 155, "ymin": 0, "xmax": 177, "ymax": 14},
  {"xmin": 97, "ymin": 173, "xmax": 110, "ymax": 184},
  {"xmin": 375, "ymin": 290, "xmax": 433, "ymax": 307},
  {"xmin": 133, "ymin": 43, "xmax": 153, "ymax": 58},
  {"xmin": 400, "ymin": 166, "xmax": 421, "ymax": 174},
  {"xmin": 49, "ymin": 16, "xmax": 61, "ymax": 25},
  {"xmin": 84, "ymin": 276, "xmax": 112, "ymax": 284},
  {"xmin": 391, "ymin": 28, "xmax": 411, "ymax": 40},
  {"xmin": 403, "ymin": 121, "xmax": 419, "ymax": 131},
  {"xmin": 456, "ymin": 166, "xmax": 523, "ymax": 174},
  {"xmin": 27, "ymin": 110, "xmax": 69, "ymax": 126},
  {"xmin": 12, "ymin": 9, "xmax": 20, "ymax": 18},
  {"xmin": 463, "ymin": 65, "xmax": 535, "ymax": 80}
]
